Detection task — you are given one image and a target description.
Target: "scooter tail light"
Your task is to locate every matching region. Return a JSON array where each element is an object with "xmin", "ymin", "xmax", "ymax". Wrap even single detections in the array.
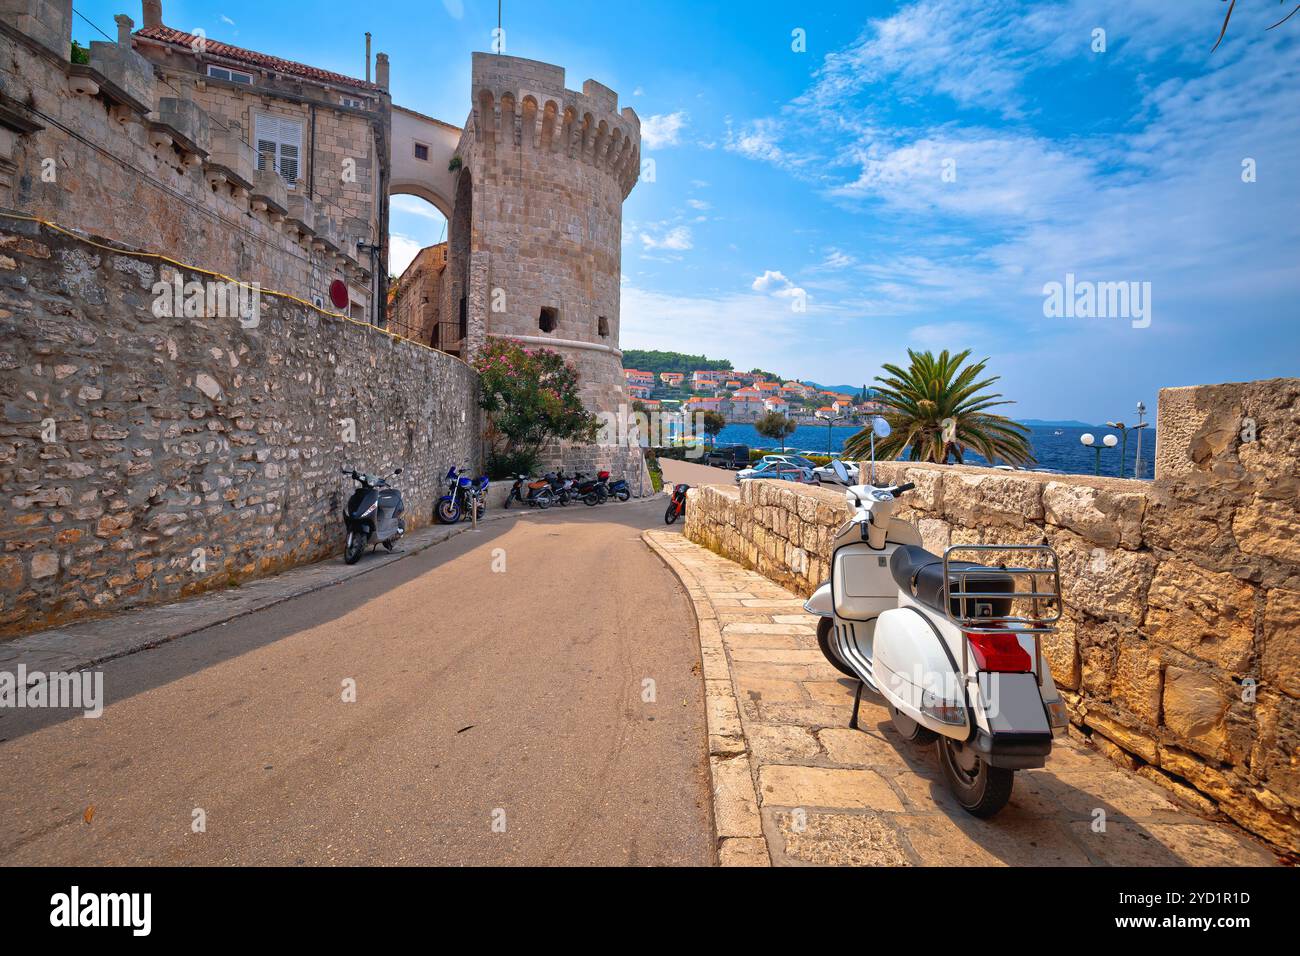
[{"xmin": 964, "ymin": 630, "xmax": 1033, "ymax": 672}]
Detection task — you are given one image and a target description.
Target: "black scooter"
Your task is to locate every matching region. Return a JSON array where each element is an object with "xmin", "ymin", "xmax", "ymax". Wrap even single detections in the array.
[{"xmin": 342, "ymin": 467, "xmax": 406, "ymax": 564}]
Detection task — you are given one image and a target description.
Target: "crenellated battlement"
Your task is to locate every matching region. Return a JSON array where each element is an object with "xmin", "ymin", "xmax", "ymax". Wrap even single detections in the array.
[{"xmin": 467, "ymin": 53, "xmax": 641, "ymax": 198}]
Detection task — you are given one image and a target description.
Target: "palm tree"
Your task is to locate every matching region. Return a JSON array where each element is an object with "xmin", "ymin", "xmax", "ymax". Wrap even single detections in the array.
[{"xmin": 844, "ymin": 349, "xmax": 1034, "ymax": 466}]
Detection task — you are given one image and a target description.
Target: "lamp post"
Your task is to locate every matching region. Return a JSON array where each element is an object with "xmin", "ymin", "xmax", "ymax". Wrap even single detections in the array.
[
  {"xmin": 1080, "ymin": 432, "xmax": 1118, "ymax": 476},
  {"xmin": 1105, "ymin": 421, "xmax": 1129, "ymax": 478},
  {"xmin": 1134, "ymin": 401, "xmax": 1149, "ymax": 479},
  {"xmin": 815, "ymin": 408, "xmax": 847, "ymax": 455}
]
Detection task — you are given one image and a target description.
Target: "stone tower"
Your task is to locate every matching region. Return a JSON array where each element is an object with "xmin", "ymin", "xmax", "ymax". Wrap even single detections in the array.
[{"xmin": 443, "ymin": 53, "xmax": 642, "ymax": 475}]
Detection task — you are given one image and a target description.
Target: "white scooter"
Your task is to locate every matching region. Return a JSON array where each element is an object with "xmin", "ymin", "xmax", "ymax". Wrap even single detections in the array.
[{"xmin": 806, "ymin": 422, "xmax": 1069, "ymax": 817}]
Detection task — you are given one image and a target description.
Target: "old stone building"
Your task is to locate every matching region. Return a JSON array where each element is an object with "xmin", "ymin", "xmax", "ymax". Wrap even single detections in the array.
[
  {"xmin": 0, "ymin": 0, "xmax": 386, "ymax": 318},
  {"xmin": 2, "ymin": 1, "xmax": 645, "ymax": 473},
  {"xmin": 388, "ymin": 242, "xmax": 453, "ymax": 352}
]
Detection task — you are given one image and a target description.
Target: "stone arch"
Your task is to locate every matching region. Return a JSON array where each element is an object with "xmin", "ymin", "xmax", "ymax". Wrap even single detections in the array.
[{"xmin": 390, "ymin": 105, "xmax": 460, "ymax": 218}]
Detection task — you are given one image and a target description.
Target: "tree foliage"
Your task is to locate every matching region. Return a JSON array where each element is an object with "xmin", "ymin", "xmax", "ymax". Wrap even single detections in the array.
[
  {"xmin": 755, "ymin": 411, "xmax": 798, "ymax": 452},
  {"xmin": 844, "ymin": 349, "xmax": 1033, "ymax": 466},
  {"xmin": 475, "ymin": 339, "xmax": 600, "ymax": 472}
]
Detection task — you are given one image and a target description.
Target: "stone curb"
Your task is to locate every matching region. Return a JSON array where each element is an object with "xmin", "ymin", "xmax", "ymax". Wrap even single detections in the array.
[{"xmin": 643, "ymin": 529, "xmax": 772, "ymax": 867}]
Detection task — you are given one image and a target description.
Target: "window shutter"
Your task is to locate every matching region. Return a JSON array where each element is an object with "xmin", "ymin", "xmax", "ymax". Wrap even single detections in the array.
[{"xmin": 254, "ymin": 114, "xmax": 303, "ymax": 185}]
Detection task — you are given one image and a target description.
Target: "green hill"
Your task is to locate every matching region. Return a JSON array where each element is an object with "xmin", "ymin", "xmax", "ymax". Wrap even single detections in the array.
[{"xmin": 621, "ymin": 350, "xmax": 732, "ymax": 375}]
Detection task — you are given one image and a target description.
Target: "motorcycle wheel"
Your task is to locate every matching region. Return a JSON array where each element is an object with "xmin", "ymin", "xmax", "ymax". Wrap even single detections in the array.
[
  {"xmin": 815, "ymin": 617, "xmax": 857, "ymax": 678},
  {"xmin": 383, "ymin": 540, "xmax": 395, "ymax": 552},
  {"xmin": 937, "ymin": 736, "xmax": 1014, "ymax": 818},
  {"xmin": 344, "ymin": 531, "xmax": 366, "ymax": 565},
  {"xmin": 664, "ymin": 502, "xmax": 679, "ymax": 524},
  {"xmin": 536, "ymin": 493, "xmax": 552, "ymax": 510},
  {"xmin": 615, "ymin": 488, "xmax": 630, "ymax": 502},
  {"xmin": 436, "ymin": 498, "xmax": 460, "ymax": 524},
  {"xmin": 503, "ymin": 493, "xmax": 512, "ymax": 509},
  {"xmin": 583, "ymin": 492, "xmax": 600, "ymax": 507}
]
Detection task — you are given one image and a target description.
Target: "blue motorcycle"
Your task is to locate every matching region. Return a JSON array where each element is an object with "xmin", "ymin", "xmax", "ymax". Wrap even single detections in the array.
[{"xmin": 436, "ymin": 463, "xmax": 489, "ymax": 524}]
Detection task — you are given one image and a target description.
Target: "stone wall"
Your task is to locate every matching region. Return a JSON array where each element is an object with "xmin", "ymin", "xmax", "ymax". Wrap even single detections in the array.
[
  {"xmin": 0, "ymin": 216, "xmax": 479, "ymax": 636},
  {"xmin": 684, "ymin": 377, "xmax": 1300, "ymax": 852}
]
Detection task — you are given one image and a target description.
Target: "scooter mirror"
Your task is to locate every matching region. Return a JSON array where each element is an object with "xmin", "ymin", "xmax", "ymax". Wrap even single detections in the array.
[
  {"xmin": 872, "ymin": 416, "xmax": 892, "ymax": 439},
  {"xmin": 830, "ymin": 459, "xmax": 850, "ymax": 484}
]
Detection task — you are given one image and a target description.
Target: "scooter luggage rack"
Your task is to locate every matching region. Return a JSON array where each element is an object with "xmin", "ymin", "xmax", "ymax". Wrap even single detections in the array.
[
  {"xmin": 941, "ymin": 544, "xmax": 1063, "ymax": 635},
  {"xmin": 942, "ymin": 544, "xmax": 1063, "ymax": 686}
]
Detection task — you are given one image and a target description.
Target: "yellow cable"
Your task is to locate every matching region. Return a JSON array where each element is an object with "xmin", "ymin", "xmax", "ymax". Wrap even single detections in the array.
[{"xmin": 0, "ymin": 210, "xmax": 469, "ymax": 364}]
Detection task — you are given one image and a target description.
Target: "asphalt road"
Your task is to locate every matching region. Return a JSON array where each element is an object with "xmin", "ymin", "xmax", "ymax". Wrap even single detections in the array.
[{"xmin": 0, "ymin": 497, "xmax": 713, "ymax": 866}]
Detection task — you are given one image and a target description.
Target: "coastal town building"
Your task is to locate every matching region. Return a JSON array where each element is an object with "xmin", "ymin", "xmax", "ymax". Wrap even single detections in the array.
[{"xmin": 388, "ymin": 242, "xmax": 450, "ymax": 347}]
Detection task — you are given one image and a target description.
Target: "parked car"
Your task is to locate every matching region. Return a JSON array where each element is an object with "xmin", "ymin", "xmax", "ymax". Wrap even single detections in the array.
[
  {"xmin": 704, "ymin": 444, "xmax": 750, "ymax": 469},
  {"xmin": 813, "ymin": 459, "xmax": 859, "ymax": 484},
  {"xmin": 759, "ymin": 454, "xmax": 818, "ymax": 472},
  {"xmin": 736, "ymin": 460, "xmax": 819, "ymax": 484}
]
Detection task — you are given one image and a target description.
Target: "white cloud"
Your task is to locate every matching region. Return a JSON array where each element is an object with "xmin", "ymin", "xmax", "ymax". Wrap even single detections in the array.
[
  {"xmin": 389, "ymin": 235, "xmax": 423, "ymax": 277},
  {"xmin": 639, "ymin": 225, "xmax": 693, "ymax": 251},
  {"xmin": 751, "ymin": 270, "xmax": 807, "ymax": 301},
  {"xmin": 640, "ymin": 111, "xmax": 688, "ymax": 149},
  {"xmin": 686, "ymin": 198, "xmax": 710, "ymax": 210},
  {"xmin": 441, "ymin": 0, "xmax": 465, "ymax": 20},
  {"xmin": 219, "ymin": 15, "xmax": 235, "ymax": 26},
  {"xmin": 633, "ymin": 86, "xmax": 645, "ymax": 97}
]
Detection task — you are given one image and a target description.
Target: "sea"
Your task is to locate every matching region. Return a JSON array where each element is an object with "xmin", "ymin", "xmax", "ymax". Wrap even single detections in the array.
[{"xmin": 712, "ymin": 422, "xmax": 1155, "ymax": 480}]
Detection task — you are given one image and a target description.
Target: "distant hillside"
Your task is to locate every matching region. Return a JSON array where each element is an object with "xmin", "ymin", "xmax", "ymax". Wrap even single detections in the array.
[
  {"xmin": 1020, "ymin": 419, "xmax": 1095, "ymax": 428},
  {"xmin": 621, "ymin": 350, "xmax": 732, "ymax": 375},
  {"xmin": 804, "ymin": 382, "xmax": 865, "ymax": 398}
]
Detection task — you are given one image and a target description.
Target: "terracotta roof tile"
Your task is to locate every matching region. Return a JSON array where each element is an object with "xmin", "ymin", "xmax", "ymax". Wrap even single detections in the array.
[{"xmin": 134, "ymin": 25, "xmax": 383, "ymax": 93}]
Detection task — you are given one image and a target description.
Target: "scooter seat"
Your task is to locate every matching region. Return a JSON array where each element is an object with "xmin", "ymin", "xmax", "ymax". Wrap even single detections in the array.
[{"xmin": 889, "ymin": 545, "xmax": 1015, "ymax": 619}]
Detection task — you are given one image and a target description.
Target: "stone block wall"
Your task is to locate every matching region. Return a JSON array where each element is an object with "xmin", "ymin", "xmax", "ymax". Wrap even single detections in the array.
[
  {"xmin": 0, "ymin": 217, "xmax": 479, "ymax": 636},
  {"xmin": 684, "ymin": 377, "xmax": 1300, "ymax": 852}
]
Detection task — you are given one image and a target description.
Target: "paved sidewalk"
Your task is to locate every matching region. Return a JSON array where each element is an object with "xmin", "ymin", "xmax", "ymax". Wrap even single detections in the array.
[{"xmin": 644, "ymin": 530, "xmax": 1280, "ymax": 867}]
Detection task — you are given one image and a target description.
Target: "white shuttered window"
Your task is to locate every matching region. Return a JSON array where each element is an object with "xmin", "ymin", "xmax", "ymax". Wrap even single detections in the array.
[{"xmin": 254, "ymin": 113, "xmax": 302, "ymax": 186}]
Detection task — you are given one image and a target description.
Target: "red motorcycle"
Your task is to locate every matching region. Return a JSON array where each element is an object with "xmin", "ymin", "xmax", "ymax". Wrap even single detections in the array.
[{"xmin": 664, "ymin": 483, "xmax": 689, "ymax": 524}]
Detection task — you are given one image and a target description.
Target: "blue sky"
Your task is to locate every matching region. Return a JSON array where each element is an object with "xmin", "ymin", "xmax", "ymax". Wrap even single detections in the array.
[{"xmin": 76, "ymin": 1, "xmax": 1298, "ymax": 421}]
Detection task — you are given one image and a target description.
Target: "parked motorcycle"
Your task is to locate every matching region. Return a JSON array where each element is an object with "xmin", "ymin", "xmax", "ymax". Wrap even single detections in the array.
[
  {"xmin": 503, "ymin": 473, "xmax": 555, "ymax": 510},
  {"xmin": 664, "ymin": 483, "xmax": 689, "ymax": 524},
  {"xmin": 341, "ymin": 467, "xmax": 406, "ymax": 564},
  {"xmin": 602, "ymin": 471, "xmax": 631, "ymax": 502},
  {"xmin": 805, "ymin": 420, "xmax": 1069, "ymax": 817},
  {"xmin": 571, "ymin": 472, "xmax": 607, "ymax": 506},
  {"xmin": 437, "ymin": 463, "xmax": 488, "ymax": 523}
]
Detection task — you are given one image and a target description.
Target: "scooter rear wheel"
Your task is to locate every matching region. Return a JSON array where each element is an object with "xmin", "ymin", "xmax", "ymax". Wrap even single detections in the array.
[
  {"xmin": 937, "ymin": 737, "xmax": 1014, "ymax": 818},
  {"xmin": 816, "ymin": 617, "xmax": 858, "ymax": 679}
]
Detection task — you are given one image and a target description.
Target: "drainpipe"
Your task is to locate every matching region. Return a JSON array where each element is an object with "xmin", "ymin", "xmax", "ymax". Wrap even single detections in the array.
[
  {"xmin": 365, "ymin": 33, "xmax": 372, "ymax": 83},
  {"xmin": 308, "ymin": 102, "xmax": 317, "ymax": 200}
]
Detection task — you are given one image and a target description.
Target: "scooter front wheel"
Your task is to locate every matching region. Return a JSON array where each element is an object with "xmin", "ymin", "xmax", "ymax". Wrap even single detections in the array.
[
  {"xmin": 664, "ymin": 502, "xmax": 679, "ymax": 524},
  {"xmin": 344, "ymin": 531, "xmax": 366, "ymax": 565},
  {"xmin": 937, "ymin": 736, "xmax": 1014, "ymax": 818},
  {"xmin": 816, "ymin": 617, "xmax": 857, "ymax": 678}
]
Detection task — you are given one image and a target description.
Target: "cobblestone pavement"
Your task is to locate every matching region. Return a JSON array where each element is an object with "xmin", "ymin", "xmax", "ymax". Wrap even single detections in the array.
[{"xmin": 644, "ymin": 530, "xmax": 1280, "ymax": 867}]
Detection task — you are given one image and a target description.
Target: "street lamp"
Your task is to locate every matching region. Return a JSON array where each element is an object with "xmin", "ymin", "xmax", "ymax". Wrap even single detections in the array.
[
  {"xmin": 1080, "ymin": 432, "xmax": 1118, "ymax": 476},
  {"xmin": 815, "ymin": 407, "xmax": 847, "ymax": 455},
  {"xmin": 1134, "ymin": 401, "xmax": 1149, "ymax": 479}
]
